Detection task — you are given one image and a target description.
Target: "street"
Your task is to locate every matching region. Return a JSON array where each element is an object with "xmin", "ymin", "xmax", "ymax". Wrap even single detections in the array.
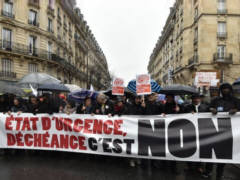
[{"xmin": 0, "ymin": 151, "xmax": 239, "ymax": 180}]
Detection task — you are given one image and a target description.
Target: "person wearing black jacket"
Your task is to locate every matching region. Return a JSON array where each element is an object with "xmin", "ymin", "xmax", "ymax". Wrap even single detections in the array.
[
  {"xmin": 0, "ymin": 95, "xmax": 8, "ymax": 113},
  {"xmin": 77, "ymin": 97, "xmax": 93, "ymax": 114},
  {"xmin": 9, "ymin": 97, "xmax": 27, "ymax": 113},
  {"xmin": 128, "ymin": 96, "xmax": 145, "ymax": 115},
  {"xmin": 162, "ymin": 94, "xmax": 181, "ymax": 174},
  {"xmin": 144, "ymin": 93, "xmax": 164, "ymax": 115},
  {"xmin": 27, "ymin": 96, "xmax": 40, "ymax": 114},
  {"xmin": 185, "ymin": 94, "xmax": 209, "ymax": 113},
  {"xmin": 202, "ymin": 83, "xmax": 240, "ymax": 180},
  {"xmin": 184, "ymin": 94, "xmax": 209, "ymax": 174},
  {"xmin": 92, "ymin": 94, "xmax": 113, "ymax": 116},
  {"xmin": 38, "ymin": 94, "xmax": 53, "ymax": 114}
]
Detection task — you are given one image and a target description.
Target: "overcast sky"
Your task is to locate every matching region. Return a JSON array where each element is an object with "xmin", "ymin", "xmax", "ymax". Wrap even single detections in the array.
[{"xmin": 76, "ymin": 0, "xmax": 175, "ymax": 84}]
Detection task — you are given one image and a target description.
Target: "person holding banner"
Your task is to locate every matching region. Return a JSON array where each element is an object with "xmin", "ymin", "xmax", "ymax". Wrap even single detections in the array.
[
  {"xmin": 202, "ymin": 83, "xmax": 240, "ymax": 180},
  {"xmin": 76, "ymin": 97, "xmax": 93, "ymax": 114},
  {"xmin": 92, "ymin": 94, "xmax": 113, "ymax": 116},
  {"xmin": 144, "ymin": 93, "xmax": 164, "ymax": 115},
  {"xmin": 184, "ymin": 94, "xmax": 210, "ymax": 174},
  {"xmin": 162, "ymin": 94, "xmax": 182, "ymax": 174},
  {"xmin": 8, "ymin": 97, "xmax": 28, "ymax": 115},
  {"xmin": 128, "ymin": 95, "xmax": 145, "ymax": 115},
  {"xmin": 113, "ymin": 96, "xmax": 128, "ymax": 116}
]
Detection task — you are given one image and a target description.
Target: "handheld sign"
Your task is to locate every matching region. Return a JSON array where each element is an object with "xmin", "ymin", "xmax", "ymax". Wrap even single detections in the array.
[
  {"xmin": 112, "ymin": 78, "xmax": 125, "ymax": 95},
  {"xmin": 136, "ymin": 74, "xmax": 152, "ymax": 95}
]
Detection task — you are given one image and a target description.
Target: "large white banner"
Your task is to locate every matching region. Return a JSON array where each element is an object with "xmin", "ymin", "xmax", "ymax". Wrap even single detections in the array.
[{"xmin": 0, "ymin": 113, "xmax": 239, "ymax": 164}]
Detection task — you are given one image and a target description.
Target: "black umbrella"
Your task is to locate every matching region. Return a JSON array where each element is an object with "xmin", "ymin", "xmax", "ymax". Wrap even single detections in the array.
[
  {"xmin": 38, "ymin": 84, "xmax": 70, "ymax": 92},
  {"xmin": 233, "ymin": 78, "xmax": 240, "ymax": 85},
  {"xmin": 159, "ymin": 84, "xmax": 198, "ymax": 95},
  {"xmin": 0, "ymin": 82, "xmax": 26, "ymax": 96}
]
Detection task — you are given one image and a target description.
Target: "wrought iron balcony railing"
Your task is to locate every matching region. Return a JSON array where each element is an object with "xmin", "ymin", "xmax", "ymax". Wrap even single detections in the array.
[
  {"xmin": 28, "ymin": 19, "xmax": 39, "ymax": 27},
  {"xmin": 0, "ymin": 71, "xmax": 16, "ymax": 79},
  {"xmin": 28, "ymin": 0, "xmax": 40, "ymax": 9},
  {"xmin": 188, "ymin": 55, "xmax": 198, "ymax": 66},
  {"xmin": 218, "ymin": 8, "xmax": 227, "ymax": 14},
  {"xmin": 213, "ymin": 53, "xmax": 233, "ymax": 64},
  {"xmin": 1, "ymin": 10, "xmax": 15, "ymax": 19},
  {"xmin": 217, "ymin": 32, "xmax": 227, "ymax": 38}
]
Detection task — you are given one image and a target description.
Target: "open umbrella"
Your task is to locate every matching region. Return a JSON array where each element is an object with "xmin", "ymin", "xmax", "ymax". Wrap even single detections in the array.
[
  {"xmin": 0, "ymin": 82, "xmax": 26, "ymax": 96},
  {"xmin": 38, "ymin": 84, "xmax": 70, "ymax": 93},
  {"xmin": 65, "ymin": 84, "xmax": 81, "ymax": 92},
  {"xmin": 127, "ymin": 79, "xmax": 161, "ymax": 94},
  {"xmin": 18, "ymin": 73, "xmax": 61, "ymax": 85},
  {"xmin": 233, "ymin": 78, "xmax": 240, "ymax": 85},
  {"xmin": 68, "ymin": 89, "xmax": 99, "ymax": 103},
  {"xmin": 159, "ymin": 84, "xmax": 198, "ymax": 95}
]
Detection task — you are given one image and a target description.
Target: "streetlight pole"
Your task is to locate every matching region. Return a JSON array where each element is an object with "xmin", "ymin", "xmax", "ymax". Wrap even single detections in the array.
[{"xmin": 86, "ymin": 49, "xmax": 89, "ymax": 89}]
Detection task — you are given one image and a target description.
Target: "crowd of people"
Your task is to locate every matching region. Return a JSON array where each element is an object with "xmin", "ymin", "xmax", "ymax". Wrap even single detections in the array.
[{"xmin": 0, "ymin": 82, "xmax": 239, "ymax": 180}]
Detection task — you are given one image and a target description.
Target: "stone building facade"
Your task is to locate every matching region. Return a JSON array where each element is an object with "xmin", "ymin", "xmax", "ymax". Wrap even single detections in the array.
[
  {"xmin": 0, "ymin": 0, "xmax": 111, "ymax": 90},
  {"xmin": 148, "ymin": 0, "xmax": 240, "ymax": 86}
]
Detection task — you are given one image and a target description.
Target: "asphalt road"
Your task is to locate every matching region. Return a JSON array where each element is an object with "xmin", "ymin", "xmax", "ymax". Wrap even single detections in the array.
[{"xmin": 0, "ymin": 151, "xmax": 239, "ymax": 180}]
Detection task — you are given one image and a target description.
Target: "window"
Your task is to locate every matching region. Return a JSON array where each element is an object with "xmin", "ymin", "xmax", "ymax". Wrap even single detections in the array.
[
  {"xmin": 218, "ymin": 22, "xmax": 226, "ymax": 34},
  {"xmin": 57, "ymin": 7, "xmax": 60, "ymax": 16},
  {"xmin": 29, "ymin": 36, "xmax": 37, "ymax": 55},
  {"xmin": 194, "ymin": 7, "xmax": 198, "ymax": 20},
  {"xmin": 48, "ymin": 0, "xmax": 54, "ymax": 9},
  {"xmin": 218, "ymin": 0, "xmax": 226, "ymax": 10},
  {"xmin": 2, "ymin": 59, "xmax": 12, "ymax": 73},
  {"xmin": 28, "ymin": 63, "xmax": 38, "ymax": 73},
  {"xmin": 194, "ymin": 27, "xmax": 198, "ymax": 42},
  {"xmin": 2, "ymin": 28, "xmax": 12, "ymax": 49},
  {"xmin": 48, "ymin": 42, "xmax": 52, "ymax": 59},
  {"xmin": 48, "ymin": 18, "xmax": 53, "ymax": 32},
  {"xmin": 3, "ymin": 0, "xmax": 14, "ymax": 18},
  {"xmin": 63, "ymin": 15, "xmax": 66, "ymax": 25},
  {"xmin": 29, "ymin": 10, "xmax": 38, "ymax": 26},
  {"xmin": 217, "ymin": 45, "xmax": 226, "ymax": 58}
]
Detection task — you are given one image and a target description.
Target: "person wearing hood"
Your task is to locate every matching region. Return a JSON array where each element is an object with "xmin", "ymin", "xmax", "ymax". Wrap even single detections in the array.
[
  {"xmin": 209, "ymin": 83, "xmax": 239, "ymax": 115},
  {"xmin": 202, "ymin": 83, "xmax": 240, "ymax": 180}
]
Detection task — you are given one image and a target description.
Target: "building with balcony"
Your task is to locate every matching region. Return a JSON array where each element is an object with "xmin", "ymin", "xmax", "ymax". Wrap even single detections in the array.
[
  {"xmin": 0, "ymin": 0, "xmax": 111, "ymax": 90},
  {"xmin": 148, "ymin": 0, "xmax": 240, "ymax": 86}
]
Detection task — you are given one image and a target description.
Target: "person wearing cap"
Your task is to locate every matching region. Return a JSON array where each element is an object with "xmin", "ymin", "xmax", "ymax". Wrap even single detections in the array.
[
  {"xmin": 185, "ymin": 94, "xmax": 209, "ymax": 114},
  {"xmin": 202, "ymin": 83, "xmax": 240, "ymax": 180},
  {"xmin": 184, "ymin": 94, "xmax": 209, "ymax": 174},
  {"xmin": 77, "ymin": 97, "xmax": 93, "ymax": 114}
]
